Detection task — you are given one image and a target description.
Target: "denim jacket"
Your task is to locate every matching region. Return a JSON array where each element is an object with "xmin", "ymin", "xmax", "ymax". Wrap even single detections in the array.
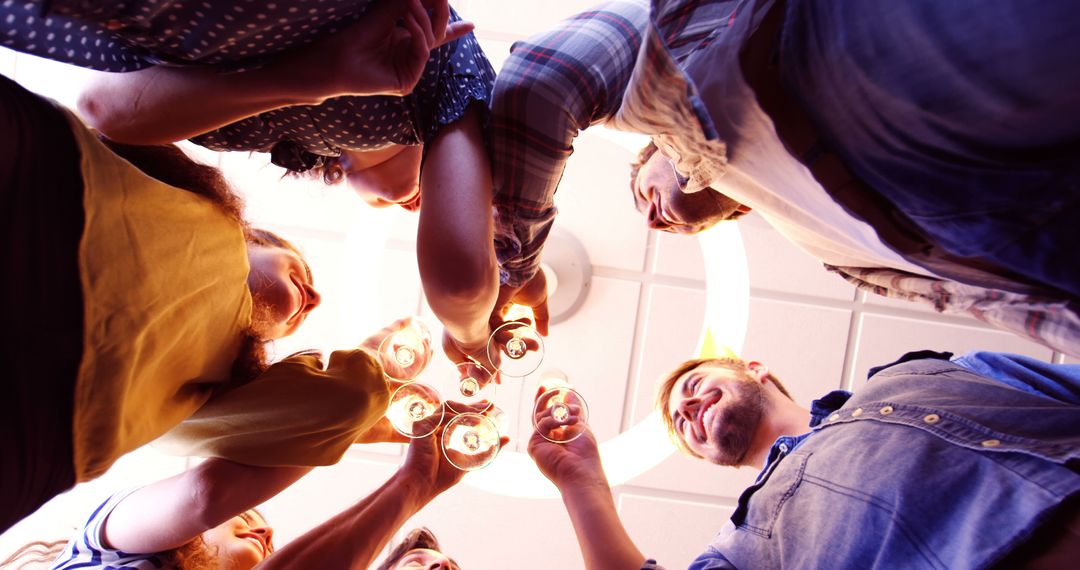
[{"xmin": 689, "ymin": 352, "xmax": 1080, "ymax": 569}]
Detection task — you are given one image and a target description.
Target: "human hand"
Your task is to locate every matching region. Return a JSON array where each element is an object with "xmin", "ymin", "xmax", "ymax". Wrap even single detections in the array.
[
  {"xmin": 288, "ymin": 0, "xmax": 475, "ymax": 99},
  {"xmin": 440, "ymin": 328, "xmax": 501, "ymax": 385},
  {"xmin": 527, "ymin": 412, "xmax": 608, "ymax": 492},
  {"xmin": 360, "ymin": 317, "xmax": 432, "ymax": 380},
  {"xmin": 491, "ymin": 269, "xmax": 550, "ymax": 337},
  {"xmin": 399, "ymin": 402, "xmax": 508, "ymax": 498}
]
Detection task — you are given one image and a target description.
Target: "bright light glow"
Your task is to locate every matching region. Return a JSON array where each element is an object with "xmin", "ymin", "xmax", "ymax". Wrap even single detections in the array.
[{"xmin": 467, "ymin": 223, "xmax": 749, "ymax": 498}]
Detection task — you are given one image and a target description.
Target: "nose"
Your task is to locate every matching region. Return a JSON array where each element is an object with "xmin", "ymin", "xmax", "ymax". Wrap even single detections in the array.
[
  {"xmin": 253, "ymin": 525, "xmax": 273, "ymax": 540},
  {"xmin": 677, "ymin": 396, "xmax": 701, "ymax": 424},
  {"xmin": 303, "ymin": 283, "xmax": 322, "ymax": 313},
  {"xmin": 646, "ymin": 202, "xmax": 671, "ymax": 231},
  {"xmin": 427, "ymin": 554, "xmax": 453, "ymax": 569}
]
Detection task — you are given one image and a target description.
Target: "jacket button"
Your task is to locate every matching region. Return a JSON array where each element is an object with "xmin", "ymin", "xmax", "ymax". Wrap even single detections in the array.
[
  {"xmin": 981, "ymin": 439, "xmax": 1001, "ymax": 448},
  {"xmin": 923, "ymin": 414, "xmax": 940, "ymax": 424},
  {"xmin": 851, "ymin": 408, "xmax": 863, "ymax": 417},
  {"xmin": 880, "ymin": 406, "xmax": 894, "ymax": 415},
  {"xmin": 828, "ymin": 413, "xmax": 840, "ymax": 422}
]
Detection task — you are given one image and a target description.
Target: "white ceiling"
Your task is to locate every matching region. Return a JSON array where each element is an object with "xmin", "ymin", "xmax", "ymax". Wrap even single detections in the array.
[{"xmin": 0, "ymin": 1, "xmax": 1071, "ymax": 568}]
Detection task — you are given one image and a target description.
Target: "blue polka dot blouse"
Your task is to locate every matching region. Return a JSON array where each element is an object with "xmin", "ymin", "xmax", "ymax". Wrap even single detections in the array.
[{"xmin": 1, "ymin": 0, "xmax": 496, "ymax": 171}]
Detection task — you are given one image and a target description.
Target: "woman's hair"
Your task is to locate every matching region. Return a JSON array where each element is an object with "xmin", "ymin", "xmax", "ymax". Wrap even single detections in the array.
[
  {"xmin": 375, "ymin": 527, "xmax": 444, "ymax": 570},
  {"xmin": 100, "ymin": 140, "xmax": 316, "ymax": 384},
  {"xmin": 0, "ymin": 539, "xmax": 67, "ymax": 569},
  {"xmin": 0, "ymin": 536, "xmax": 217, "ymax": 569}
]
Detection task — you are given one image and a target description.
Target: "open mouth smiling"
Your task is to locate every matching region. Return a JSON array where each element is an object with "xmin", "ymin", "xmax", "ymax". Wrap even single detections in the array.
[{"xmin": 694, "ymin": 392, "xmax": 723, "ymax": 443}]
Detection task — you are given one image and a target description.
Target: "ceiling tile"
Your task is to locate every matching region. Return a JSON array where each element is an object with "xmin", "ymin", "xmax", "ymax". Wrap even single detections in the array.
[
  {"xmin": 851, "ymin": 314, "xmax": 1056, "ymax": 388},
  {"xmin": 632, "ymin": 284, "xmax": 708, "ymax": 423},
  {"xmin": 618, "ymin": 493, "xmax": 735, "ymax": 570},
  {"xmin": 627, "ymin": 451, "xmax": 758, "ymax": 500},
  {"xmin": 555, "ymin": 133, "xmax": 650, "ymax": 273},
  {"xmin": 653, "ymin": 232, "xmax": 707, "ymax": 281},
  {"xmin": 740, "ymin": 213, "xmax": 857, "ymax": 301},
  {"xmin": 743, "ymin": 298, "xmax": 853, "ymax": 404}
]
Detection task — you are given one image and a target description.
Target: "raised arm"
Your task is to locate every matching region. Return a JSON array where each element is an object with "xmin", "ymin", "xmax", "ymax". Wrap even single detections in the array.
[
  {"xmin": 256, "ymin": 412, "xmax": 504, "ymax": 569},
  {"xmin": 490, "ymin": 0, "xmax": 648, "ymax": 290},
  {"xmin": 417, "ymin": 104, "xmax": 499, "ymax": 355},
  {"xmin": 528, "ymin": 426, "xmax": 648, "ymax": 570},
  {"xmin": 76, "ymin": 0, "xmax": 474, "ymax": 145},
  {"xmin": 102, "ymin": 459, "xmax": 311, "ymax": 554}
]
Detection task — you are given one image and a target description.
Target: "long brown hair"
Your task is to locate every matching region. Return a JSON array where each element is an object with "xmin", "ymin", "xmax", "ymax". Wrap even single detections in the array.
[{"xmin": 1, "ymin": 535, "xmax": 218, "ymax": 569}]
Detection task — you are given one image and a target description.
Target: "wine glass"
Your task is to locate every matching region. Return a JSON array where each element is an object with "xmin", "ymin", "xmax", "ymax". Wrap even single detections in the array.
[
  {"xmin": 533, "ymin": 374, "xmax": 589, "ymax": 444},
  {"xmin": 386, "ymin": 382, "xmax": 443, "ymax": 438},
  {"xmin": 442, "ymin": 361, "xmax": 496, "ymax": 415},
  {"xmin": 441, "ymin": 408, "xmax": 504, "ymax": 471},
  {"xmin": 377, "ymin": 318, "xmax": 432, "ymax": 382},
  {"xmin": 487, "ymin": 304, "xmax": 545, "ymax": 378}
]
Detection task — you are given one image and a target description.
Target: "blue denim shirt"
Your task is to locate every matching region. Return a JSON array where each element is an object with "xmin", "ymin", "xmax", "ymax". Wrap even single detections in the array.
[{"xmin": 689, "ymin": 352, "xmax": 1080, "ymax": 569}]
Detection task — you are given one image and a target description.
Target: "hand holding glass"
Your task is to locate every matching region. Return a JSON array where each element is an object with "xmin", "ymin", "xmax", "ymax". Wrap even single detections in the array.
[
  {"xmin": 533, "ymin": 378, "xmax": 589, "ymax": 444},
  {"xmin": 377, "ymin": 318, "xmax": 432, "ymax": 382}
]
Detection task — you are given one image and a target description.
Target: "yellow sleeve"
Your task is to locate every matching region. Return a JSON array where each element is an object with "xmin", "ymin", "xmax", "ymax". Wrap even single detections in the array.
[{"xmin": 155, "ymin": 349, "xmax": 389, "ymax": 467}]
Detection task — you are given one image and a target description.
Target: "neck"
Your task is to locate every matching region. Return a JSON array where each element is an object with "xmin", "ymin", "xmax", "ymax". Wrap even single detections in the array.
[{"xmin": 740, "ymin": 396, "xmax": 811, "ymax": 469}]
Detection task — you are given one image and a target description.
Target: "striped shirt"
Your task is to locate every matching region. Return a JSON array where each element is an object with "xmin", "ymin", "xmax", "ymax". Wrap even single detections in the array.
[{"xmin": 51, "ymin": 489, "xmax": 166, "ymax": 570}]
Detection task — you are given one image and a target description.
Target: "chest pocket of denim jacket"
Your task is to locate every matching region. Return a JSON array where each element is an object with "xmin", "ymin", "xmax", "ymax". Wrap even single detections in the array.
[{"xmin": 731, "ymin": 451, "xmax": 810, "ymax": 538}]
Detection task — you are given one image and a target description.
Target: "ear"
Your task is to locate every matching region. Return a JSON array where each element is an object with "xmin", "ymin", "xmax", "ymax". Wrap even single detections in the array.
[{"xmin": 746, "ymin": 361, "xmax": 770, "ymax": 383}]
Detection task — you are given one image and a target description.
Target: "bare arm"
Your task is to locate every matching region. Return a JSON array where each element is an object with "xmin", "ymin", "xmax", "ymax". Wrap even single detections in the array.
[
  {"xmin": 102, "ymin": 459, "xmax": 311, "ymax": 553},
  {"xmin": 529, "ymin": 427, "xmax": 647, "ymax": 570},
  {"xmin": 77, "ymin": 0, "xmax": 474, "ymax": 144},
  {"xmin": 417, "ymin": 104, "xmax": 499, "ymax": 353},
  {"xmin": 256, "ymin": 415, "xmax": 494, "ymax": 569}
]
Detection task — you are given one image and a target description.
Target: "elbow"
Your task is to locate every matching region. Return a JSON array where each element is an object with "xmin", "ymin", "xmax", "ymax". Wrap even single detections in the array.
[
  {"xmin": 184, "ymin": 458, "xmax": 240, "ymax": 530},
  {"xmin": 421, "ymin": 253, "xmax": 498, "ymax": 309},
  {"xmin": 76, "ymin": 89, "xmax": 120, "ymax": 137},
  {"xmin": 77, "ymin": 86, "xmax": 154, "ymax": 144}
]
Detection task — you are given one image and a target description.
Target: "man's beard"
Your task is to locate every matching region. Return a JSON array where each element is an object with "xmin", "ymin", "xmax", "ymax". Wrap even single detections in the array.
[{"xmin": 710, "ymin": 378, "xmax": 766, "ymax": 467}]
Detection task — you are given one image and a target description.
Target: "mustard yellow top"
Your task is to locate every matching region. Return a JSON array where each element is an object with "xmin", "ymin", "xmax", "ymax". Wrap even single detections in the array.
[{"xmin": 66, "ymin": 110, "xmax": 387, "ymax": 480}]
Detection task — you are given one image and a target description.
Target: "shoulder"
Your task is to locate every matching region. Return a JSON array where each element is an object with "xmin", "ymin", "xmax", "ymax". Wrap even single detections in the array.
[{"xmin": 51, "ymin": 489, "xmax": 164, "ymax": 569}]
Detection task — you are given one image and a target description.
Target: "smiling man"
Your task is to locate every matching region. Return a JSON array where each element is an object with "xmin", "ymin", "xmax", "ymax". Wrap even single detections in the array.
[
  {"xmin": 490, "ymin": 0, "xmax": 1080, "ymax": 357},
  {"xmin": 528, "ymin": 351, "xmax": 1080, "ymax": 569}
]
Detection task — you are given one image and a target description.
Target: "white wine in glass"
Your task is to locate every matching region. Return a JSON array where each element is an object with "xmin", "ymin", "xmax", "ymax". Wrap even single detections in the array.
[
  {"xmin": 377, "ymin": 318, "xmax": 432, "ymax": 382},
  {"xmin": 486, "ymin": 305, "xmax": 545, "ymax": 378},
  {"xmin": 443, "ymin": 361, "xmax": 496, "ymax": 415},
  {"xmin": 533, "ymin": 376, "xmax": 589, "ymax": 444},
  {"xmin": 441, "ymin": 410, "xmax": 503, "ymax": 471},
  {"xmin": 386, "ymin": 382, "xmax": 443, "ymax": 438}
]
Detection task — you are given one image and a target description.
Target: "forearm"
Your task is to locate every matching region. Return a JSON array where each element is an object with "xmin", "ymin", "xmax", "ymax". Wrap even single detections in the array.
[
  {"xmin": 256, "ymin": 470, "xmax": 433, "ymax": 570},
  {"xmin": 561, "ymin": 483, "xmax": 647, "ymax": 570},
  {"xmin": 77, "ymin": 61, "xmax": 333, "ymax": 145},
  {"xmin": 103, "ymin": 459, "xmax": 312, "ymax": 553},
  {"xmin": 417, "ymin": 107, "xmax": 499, "ymax": 349}
]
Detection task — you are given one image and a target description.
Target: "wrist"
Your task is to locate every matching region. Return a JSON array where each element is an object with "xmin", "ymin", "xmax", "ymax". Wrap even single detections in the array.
[{"xmin": 394, "ymin": 469, "xmax": 439, "ymax": 506}]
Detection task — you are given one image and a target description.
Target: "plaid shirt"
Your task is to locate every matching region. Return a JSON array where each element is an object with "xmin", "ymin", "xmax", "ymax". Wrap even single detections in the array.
[
  {"xmin": 829, "ymin": 265, "xmax": 1080, "ymax": 358},
  {"xmin": 491, "ymin": 0, "xmax": 739, "ymax": 287}
]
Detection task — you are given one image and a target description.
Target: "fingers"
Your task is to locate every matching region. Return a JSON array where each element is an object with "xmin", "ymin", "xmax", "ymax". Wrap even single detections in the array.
[
  {"xmin": 532, "ymin": 298, "xmax": 551, "ymax": 337},
  {"xmin": 438, "ymin": 20, "xmax": 475, "ymax": 46},
  {"xmin": 408, "ymin": 0, "xmax": 436, "ymax": 48},
  {"xmin": 422, "ymin": 0, "xmax": 451, "ymax": 43}
]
